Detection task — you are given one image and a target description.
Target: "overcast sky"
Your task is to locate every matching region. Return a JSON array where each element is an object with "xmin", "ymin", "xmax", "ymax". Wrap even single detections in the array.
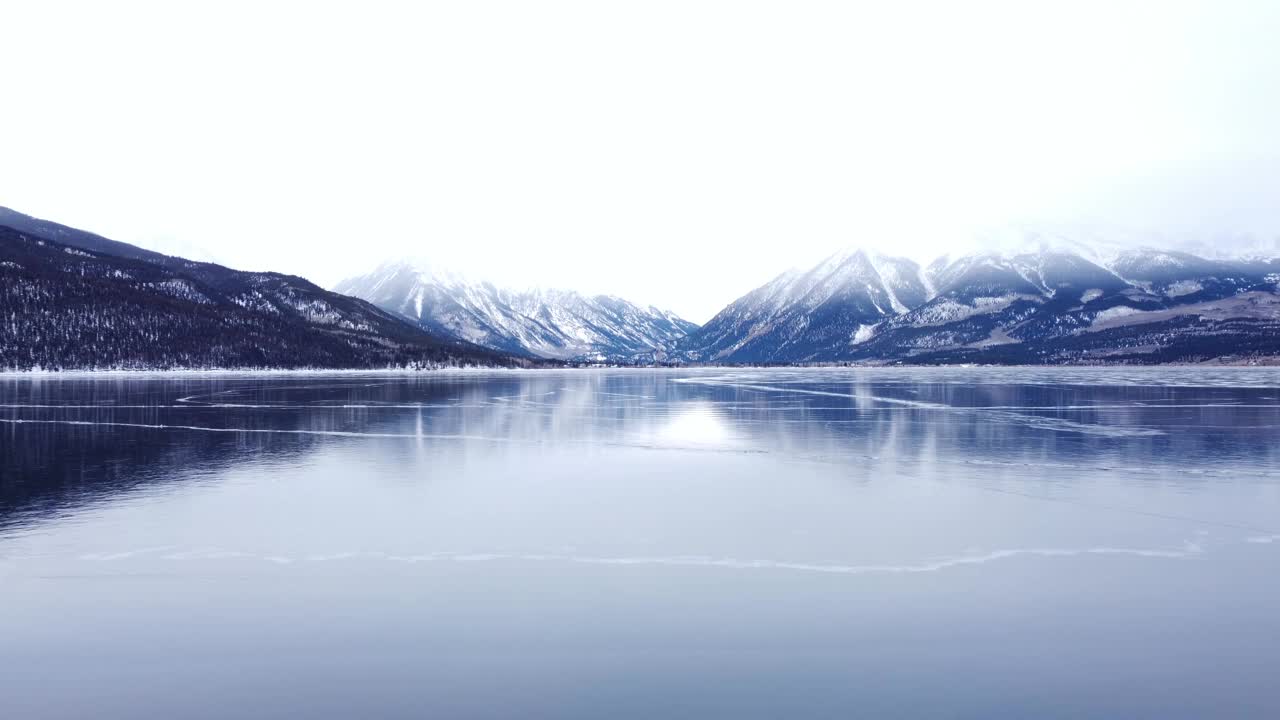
[{"xmin": 4, "ymin": 1, "xmax": 1279, "ymax": 322}]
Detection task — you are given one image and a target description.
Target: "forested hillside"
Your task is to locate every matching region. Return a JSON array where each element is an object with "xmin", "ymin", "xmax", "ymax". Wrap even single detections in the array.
[{"xmin": 0, "ymin": 225, "xmax": 518, "ymax": 371}]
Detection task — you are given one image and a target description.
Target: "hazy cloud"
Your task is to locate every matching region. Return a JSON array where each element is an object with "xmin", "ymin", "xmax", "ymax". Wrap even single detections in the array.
[{"xmin": 3, "ymin": 1, "xmax": 1278, "ymax": 322}]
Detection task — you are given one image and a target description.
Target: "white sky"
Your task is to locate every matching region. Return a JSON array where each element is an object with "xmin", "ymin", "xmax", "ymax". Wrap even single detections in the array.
[{"xmin": 3, "ymin": 0, "xmax": 1279, "ymax": 323}]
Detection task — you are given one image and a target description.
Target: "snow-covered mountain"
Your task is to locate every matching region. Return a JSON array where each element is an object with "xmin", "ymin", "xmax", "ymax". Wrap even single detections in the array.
[
  {"xmin": 8, "ymin": 203, "xmax": 1277, "ymax": 368},
  {"xmin": 678, "ymin": 249, "xmax": 929, "ymax": 363},
  {"xmin": 334, "ymin": 260, "xmax": 698, "ymax": 361},
  {"xmin": 678, "ymin": 241, "xmax": 1280, "ymax": 365}
]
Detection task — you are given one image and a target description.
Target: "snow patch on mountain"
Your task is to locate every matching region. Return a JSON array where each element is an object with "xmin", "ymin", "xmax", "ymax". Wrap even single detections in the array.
[
  {"xmin": 910, "ymin": 294, "xmax": 1034, "ymax": 327},
  {"xmin": 1165, "ymin": 280, "xmax": 1203, "ymax": 297},
  {"xmin": 851, "ymin": 323, "xmax": 878, "ymax": 344},
  {"xmin": 1091, "ymin": 306, "xmax": 1144, "ymax": 325}
]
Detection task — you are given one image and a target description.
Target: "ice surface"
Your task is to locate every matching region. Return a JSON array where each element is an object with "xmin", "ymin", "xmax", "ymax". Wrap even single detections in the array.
[{"xmin": 1, "ymin": 368, "xmax": 1279, "ymax": 718}]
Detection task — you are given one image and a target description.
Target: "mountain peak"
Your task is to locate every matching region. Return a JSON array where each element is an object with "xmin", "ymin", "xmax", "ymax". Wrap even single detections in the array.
[
  {"xmin": 334, "ymin": 260, "xmax": 698, "ymax": 361},
  {"xmin": 678, "ymin": 241, "xmax": 1280, "ymax": 364}
]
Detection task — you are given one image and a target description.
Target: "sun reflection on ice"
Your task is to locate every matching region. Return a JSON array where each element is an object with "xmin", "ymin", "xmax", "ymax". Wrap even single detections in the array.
[{"xmin": 654, "ymin": 402, "xmax": 738, "ymax": 449}]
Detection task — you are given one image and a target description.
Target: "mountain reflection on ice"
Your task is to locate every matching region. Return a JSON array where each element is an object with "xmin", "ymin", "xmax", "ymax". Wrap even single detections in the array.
[{"xmin": 1, "ymin": 367, "xmax": 1279, "ymax": 719}]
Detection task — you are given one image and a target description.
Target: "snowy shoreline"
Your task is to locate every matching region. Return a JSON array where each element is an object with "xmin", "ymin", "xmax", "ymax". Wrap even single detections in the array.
[
  {"xmin": 2, "ymin": 360, "xmax": 1278, "ymax": 378},
  {"xmin": 0, "ymin": 365, "xmax": 534, "ymax": 378}
]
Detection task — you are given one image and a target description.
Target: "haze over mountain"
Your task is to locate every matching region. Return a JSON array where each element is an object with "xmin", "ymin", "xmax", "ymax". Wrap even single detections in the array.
[
  {"xmin": 335, "ymin": 260, "xmax": 698, "ymax": 362},
  {"xmin": 6, "ymin": 3, "xmax": 1280, "ymax": 324}
]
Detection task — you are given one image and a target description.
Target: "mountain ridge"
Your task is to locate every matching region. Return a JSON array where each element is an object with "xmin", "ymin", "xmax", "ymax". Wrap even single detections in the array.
[
  {"xmin": 0, "ymin": 212, "xmax": 521, "ymax": 371},
  {"xmin": 677, "ymin": 242, "xmax": 1280, "ymax": 365},
  {"xmin": 335, "ymin": 259, "xmax": 699, "ymax": 362},
  {"xmin": 5, "ymin": 205, "xmax": 1279, "ymax": 368}
]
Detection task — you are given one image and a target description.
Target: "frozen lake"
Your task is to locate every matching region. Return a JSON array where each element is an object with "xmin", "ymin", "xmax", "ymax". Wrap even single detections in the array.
[{"xmin": 2, "ymin": 368, "xmax": 1279, "ymax": 718}]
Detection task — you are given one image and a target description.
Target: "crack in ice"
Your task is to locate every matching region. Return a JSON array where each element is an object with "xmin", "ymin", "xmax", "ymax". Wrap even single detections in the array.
[{"xmin": 62, "ymin": 542, "xmax": 1211, "ymax": 576}]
